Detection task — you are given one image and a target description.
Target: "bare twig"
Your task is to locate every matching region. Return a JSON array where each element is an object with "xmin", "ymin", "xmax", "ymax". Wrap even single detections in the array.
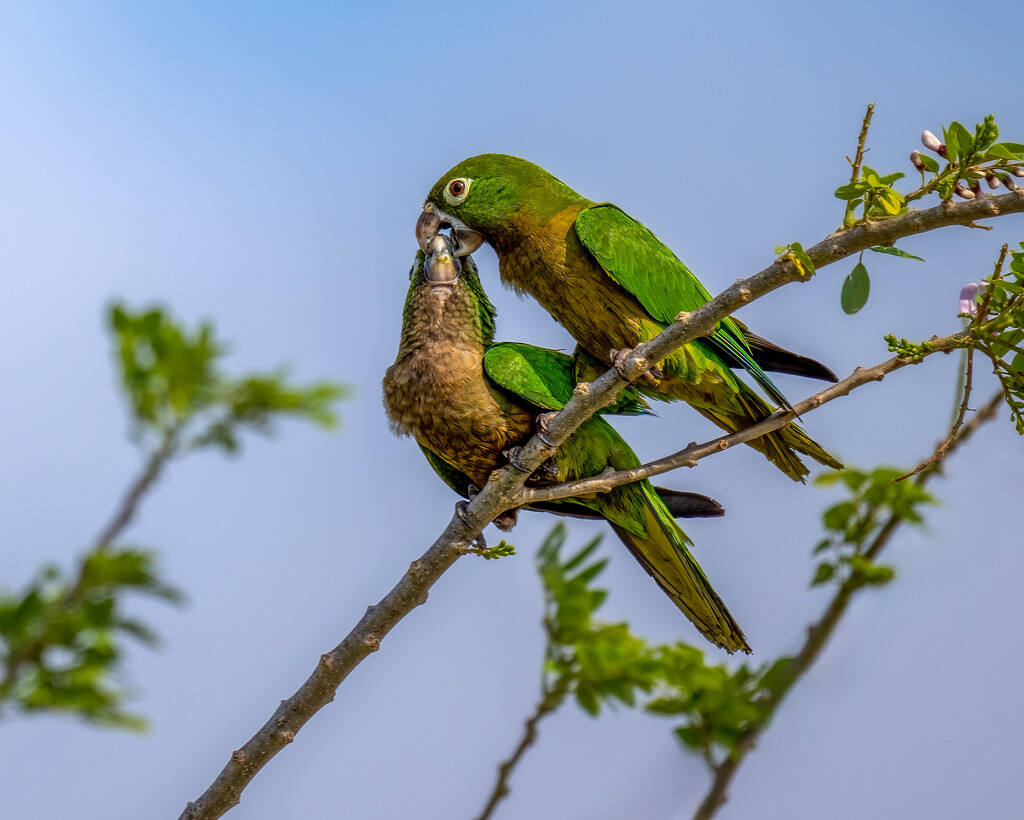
[
  {"xmin": 95, "ymin": 426, "xmax": 179, "ymax": 549},
  {"xmin": 843, "ymin": 104, "xmax": 875, "ymax": 227},
  {"xmin": 180, "ymin": 187, "xmax": 1024, "ymax": 819},
  {"xmin": 475, "ymin": 675, "xmax": 573, "ymax": 820},
  {"xmin": 525, "ymin": 331, "xmax": 971, "ymax": 506},
  {"xmin": 691, "ymin": 391, "xmax": 1004, "ymax": 820}
]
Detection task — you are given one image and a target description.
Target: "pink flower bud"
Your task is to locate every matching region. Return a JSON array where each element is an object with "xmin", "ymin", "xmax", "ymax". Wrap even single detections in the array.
[
  {"xmin": 910, "ymin": 151, "xmax": 926, "ymax": 170},
  {"xmin": 922, "ymin": 130, "xmax": 947, "ymax": 156},
  {"xmin": 954, "ymin": 185, "xmax": 975, "ymax": 199},
  {"xmin": 959, "ymin": 283, "xmax": 984, "ymax": 317},
  {"xmin": 987, "ymin": 174, "xmax": 1001, "ymax": 189}
]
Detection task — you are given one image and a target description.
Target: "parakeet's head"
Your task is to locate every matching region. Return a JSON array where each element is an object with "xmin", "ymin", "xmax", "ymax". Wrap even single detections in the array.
[
  {"xmin": 404, "ymin": 237, "xmax": 496, "ymax": 345},
  {"xmin": 416, "ymin": 154, "xmax": 581, "ymax": 256}
]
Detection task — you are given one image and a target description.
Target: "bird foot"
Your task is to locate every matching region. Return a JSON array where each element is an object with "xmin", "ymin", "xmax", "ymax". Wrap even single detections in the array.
[
  {"xmin": 534, "ymin": 412, "xmax": 559, "ymax": 447},
  {"xmin": 609, "ymin": 347, "xmax": 663, "ymax": 387},
  {"xmin": 465, "ymin": 484, "xmax": 517, "ymax": 531},
  {"xmin": 502, "ymin": 446, "xmax": 560, "ymax": 485},
  {"xmin": 455, "ymin": 500, "xmax": 488, "ymax": 550}
]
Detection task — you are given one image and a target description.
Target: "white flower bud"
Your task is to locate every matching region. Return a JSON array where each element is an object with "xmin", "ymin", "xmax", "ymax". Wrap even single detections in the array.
[
  {"xmin": 921, "ymin": 130, "xmax": 947, "ymax": 156},
  {"xmin": 954, "ymin": 185, "xmax": 975, "ymax": 199},
  {"xmin": 986, "ymin": 175, "xmax": 1001, "ymax": 189},
  {"xmin": 910, "ymin": 151, "xmax": 926, "ymax": 170}
]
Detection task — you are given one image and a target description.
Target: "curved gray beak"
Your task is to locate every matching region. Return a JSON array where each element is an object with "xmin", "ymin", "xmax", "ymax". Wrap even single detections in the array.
[
  {"xmin": 415, "ymin": 208, "xmax": 484, "ymax": 257},
  {"xmin": 424, "ymin": 234, "xmax": 461, "ymax": 285}
]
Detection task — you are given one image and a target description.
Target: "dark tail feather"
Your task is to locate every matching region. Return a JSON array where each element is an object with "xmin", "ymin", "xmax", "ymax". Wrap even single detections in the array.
[
  {"xmin": 527, "ymin": 488, "xmax": 724, "ymax": 521},
  {"xmin": 654, "ymin": 488, "xmax": 725, "ymax": 518},
  {"xmin": 732, "ymin": 331, "xmax": 839, "ymax": 383}
]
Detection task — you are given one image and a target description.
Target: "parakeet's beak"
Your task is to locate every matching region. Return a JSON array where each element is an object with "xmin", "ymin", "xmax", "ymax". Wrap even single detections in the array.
[
  {"xmin": 423, "ymin": 233, "xmax": 461, "ymax": 285},
  {"xmin": 416, "ymin": 204, "xmax": 484, "ymax": 257}
]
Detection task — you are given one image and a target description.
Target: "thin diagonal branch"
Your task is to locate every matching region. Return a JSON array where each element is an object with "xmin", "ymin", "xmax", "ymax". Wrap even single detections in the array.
[
  {"xmin": 524, "ymin": 331, "xmax": 971, "ymax": 506},
  {"xmin": 95, "ymin": 426, "xmax": 179, "ymax": 549},
  {"xmin": 474, "ymin": 674, "xmax": 573, "ymax": 820},
  {"xmin": 691, "ymin": 391, "xmax": 1004, "ymax": 820}
]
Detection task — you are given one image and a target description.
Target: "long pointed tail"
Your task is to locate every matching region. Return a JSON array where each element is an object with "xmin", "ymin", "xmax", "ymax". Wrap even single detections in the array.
[
  {"xmin": 696, "ymin": 388, "xmax": 842, "ymax": 483},
  {"xmin": 607, "ymin": 483, "xmax": 750, "ymax": 654}
]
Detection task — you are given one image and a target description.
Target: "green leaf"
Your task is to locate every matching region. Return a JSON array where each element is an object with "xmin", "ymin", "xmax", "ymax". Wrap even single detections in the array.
[
  {"xmin": 674, "ymin": 725, "xmax": 703, "ymax": 751},
  {"xmin": 987, "ymin": 143, "xmax": 1024, "ymax": 161},
  {"xmin": 789, "ymin": 242, "xmax": 815, "ymax": 277},
  {"xmin": 869, "ymin": 246, "xmax": 924, "ymax": 262},
  {"xmin": 918, "ymin": 154, "xmax": 940, "ymax": 173},
  {"xmin": 834, "ymin": 182, "xmax": 868, "ymax": 201},
  {"xmin": 841, "ymin": 262, "xmax": 870, "ymax": 315},
  {"xmin": 811, "ymin": 562, "xmax": 835, "ymax": 587}
]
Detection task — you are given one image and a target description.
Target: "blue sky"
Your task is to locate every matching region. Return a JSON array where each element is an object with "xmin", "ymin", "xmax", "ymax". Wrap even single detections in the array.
[{"xmin": 2, "ymin": 2, "xmax": 1022, "ymax": 818}]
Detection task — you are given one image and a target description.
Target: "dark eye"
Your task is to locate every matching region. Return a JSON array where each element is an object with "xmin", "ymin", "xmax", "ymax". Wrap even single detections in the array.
[{"xmin": 443, "ymin": 177, "xmax": 472, "ymax": 204}]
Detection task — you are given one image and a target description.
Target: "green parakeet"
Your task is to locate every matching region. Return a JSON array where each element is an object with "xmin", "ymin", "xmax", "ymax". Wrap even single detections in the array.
[
  {"xmin": 415, "ymin": 154, "xmax": 842, "ymax": 482},
  {"xmin": 382, "ymin": 239, "xmax": 749, "ymax": 653}
]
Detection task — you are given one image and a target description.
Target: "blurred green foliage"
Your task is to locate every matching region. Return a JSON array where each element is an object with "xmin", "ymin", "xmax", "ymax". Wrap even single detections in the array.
[
  {"xmin": 811, "ymin": 467, "xmax": 934, "ymax": 590},
  {"xmin": 110, "ymin": 303, "xmax": 345, "ymax": 452},
  {"xmin": 535, "ymin": 525, "xmax": 788, "ymax": 764},
  {"xmin": 531, "ymin": 457, "xmax": 944, "ymax": 769},
  {"xmin": 1, "ymin": 303, "xmax": 346, "ymax": 729},
  {"xmin": 0, "ymin": 549, "xmax": 181, "ymax": 729}
]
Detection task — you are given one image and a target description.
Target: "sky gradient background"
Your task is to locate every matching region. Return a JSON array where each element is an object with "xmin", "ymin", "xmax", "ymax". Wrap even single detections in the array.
[{"xmin": 2, "ymin": 2, "xmax": 1022, "ymax": 818}]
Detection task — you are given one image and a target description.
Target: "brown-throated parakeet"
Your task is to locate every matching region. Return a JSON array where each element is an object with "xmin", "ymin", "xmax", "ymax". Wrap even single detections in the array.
[
  {"xmin": 382, "ymin": 238, "xmax": 749, "ymax": 653},
  {"xmin": 415, "ymin": 154, "xmax": 842, "ymax": 482}
]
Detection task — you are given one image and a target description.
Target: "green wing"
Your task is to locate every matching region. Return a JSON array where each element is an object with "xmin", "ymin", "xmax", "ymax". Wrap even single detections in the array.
[
  {"xmin": 418, "ymin": 444, "xmax": 475, "ymax": 497},
  {"xmin": 575, "ymin": 204, "xmax": 791, "ymax": 410},
  {"xmin": 484, "ymin": 342, "xmax": 652, "ymax": 415}
]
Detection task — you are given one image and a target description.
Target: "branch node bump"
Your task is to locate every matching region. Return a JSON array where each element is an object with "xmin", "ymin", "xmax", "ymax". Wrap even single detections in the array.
[
  {"xmin": 279, "ymin": 730, "xmax": 295, "ymax": 744},
  {"xmin": 231, "ymin": 750, "xmax": 247, "ymax": 765},
  {"xmin": 363, "ymin": 634, "xmax": 381, "ymax": 652},
  {"xmin": 675, "ymin": 310, "xmax": 693, "ymax": 323},
  {"xmin": 318, "ymin": 653, "xmax": 332, "ymax": 669},
  {"xmin": 738, "ymin": 288, "xmax": 752, "ymax": 303},
  {"xmin": 408, "ymin": 560, "xmax": 423, "ymax": 576},
  {"xmin": 717, "ymin": 440, "xmax": 730, "ymax": 451},
  {"xmin": 573, "ymin": 382, "xmax": 591, "ymax": 396}
]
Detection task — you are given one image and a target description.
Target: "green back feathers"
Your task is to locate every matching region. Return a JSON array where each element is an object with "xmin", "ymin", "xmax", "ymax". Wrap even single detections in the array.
[{"xmin": 575, "ymin": 204, "xmax": 792, "ymax": 410}]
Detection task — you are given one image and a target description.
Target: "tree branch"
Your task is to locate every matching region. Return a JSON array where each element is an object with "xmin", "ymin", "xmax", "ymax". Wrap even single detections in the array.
[
  {"xmin": 180, "ymin": 188, "xmax": 1024, "ymax": 818},
  {"xmin": 524, "ymin": 331, "xmax": 971, "ymax": 506},
  {"xmin": 474, "ymin": 674, "xmax": 572, "ymax": 820},
  {"xmin": 691, "ymin": 390, "xmax": 1004, "ymax": 820},
  {"xmin": 95, "ymin": 426, "xmax": 179, "ymax": 549}
]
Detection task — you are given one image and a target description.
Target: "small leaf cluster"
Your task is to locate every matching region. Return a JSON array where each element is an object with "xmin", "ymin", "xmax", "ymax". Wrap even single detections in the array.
[
  {"xmin": 110, "ymin": 303, "xmax": 346, "ymax": 453},
  {"xmin": 644, "ymin": 646, "xmax": 790, "ymax": 764},
  {"xmin": 537, "ymin": 525, "xmax": 661, "ymax": 716},
  {"xmin": 0, "ymin": 548, "xmax": 181, "ymax": 728},
  {"xmin": 536, "ymin": 526, "xmax": 794, "ymax": 765},
  {"xmin": 884, "ymin": 333, "xmax": 939, "ymax": 362},
  {"xmin": 774, "ymin": 242, "xmax": 816, "ymax": 279},
  {"xmin": 811, "ymin": 467, "xmax": 934, "ymax": 589},
  {"xmin": 835, "ymin": 166, "xmax": 907, "ymax": 224},
  {"xmin": 911, "ymin": 116, "xmax": 1023, "ymax": 202},
  {"xmin": 968, "ymin": 244, "xmax": 1024, "ymax": 433},
  {"xmin": 472, "ymin": 540, "xmax": 517, "ymax": 560}
]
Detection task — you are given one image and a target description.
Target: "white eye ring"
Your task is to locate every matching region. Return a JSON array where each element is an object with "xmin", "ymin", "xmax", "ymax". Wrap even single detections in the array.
[{"xmin": 443, "ymin": 177, "xmax": 472, "ymax": 205}]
